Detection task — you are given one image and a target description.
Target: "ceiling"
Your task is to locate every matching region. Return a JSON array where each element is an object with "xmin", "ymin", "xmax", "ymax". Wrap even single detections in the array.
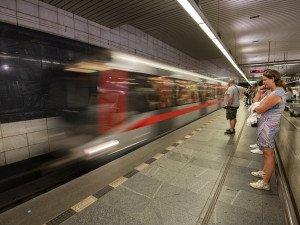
[
  {"xmin": 41, "ymin": 0, "xmax": 300, "ymax": 83},
  {"xmin": 199, "ymin": 0, "xmax": 300, "ymax": 83}
]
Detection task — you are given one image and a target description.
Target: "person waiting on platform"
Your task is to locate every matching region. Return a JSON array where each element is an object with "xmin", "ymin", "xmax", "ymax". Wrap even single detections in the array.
[
  {"xmin": 224, "ymin": 78, "xmax": 240, "ymax": 135},
  {"xmin": 285, "ymin": 87, "xmax": 293, "ymax": 103},
  {"xmin": 244, "ymin": 89, "xmax": 250, "ymax": 106},
  {"xmin": 251, "ymin": 82, "xmax": 258, "ymax": 100},
  {"xmin": 248, "ymin": 87, "xmax": 253, "ymax": 105},
  {"xmin": 292, "ymin": 89, "xmax": 298, "ymax": 98},
  {"xmin": 249, "ymin": 70, "xmax": 286, "ymax": 190},
  {"xmin": 249, "ymin": 79, "xmax": 265, "ymax": 155}
]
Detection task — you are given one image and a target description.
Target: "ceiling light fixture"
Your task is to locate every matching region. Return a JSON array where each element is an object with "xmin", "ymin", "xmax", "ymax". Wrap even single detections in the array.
[
  {"xmin": 177, "ymin": 0, "xmax": 249, "ymax": 83},
  {"xmin": 177, "ymin": 0, "xmax": 203, "ymax": 24},
  {"xmin": 276, "ymin": 63, "xmax": 300, "ymax": 66}
]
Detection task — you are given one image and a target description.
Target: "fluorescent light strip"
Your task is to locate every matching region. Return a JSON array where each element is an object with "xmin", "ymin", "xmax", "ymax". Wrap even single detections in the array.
[
  {"xmin": 177, "ymin": 0, "xmax": 204, "ymax": 24},
  {"xmin": 199, "ymin": 23, "xmax": 216, "ymax": 39},
  {"xmin": 275, "ymin": 63, "xmax": 300, "ymax": 66},
  {"xmin": 177, "ymin": 0, "xmax": 249, "ymax": 83},
  {"xmin": 212, "ymin": 39, "xmax": 224, "ymax": 49}
]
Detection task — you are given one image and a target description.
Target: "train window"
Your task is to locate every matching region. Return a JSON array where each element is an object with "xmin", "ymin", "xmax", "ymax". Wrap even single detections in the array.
[
  {"xmin": 127, "ymin": 73, "xmax": 153, "ymax": 113},
  {"xmin": 222, "ymin": 86, "xmax": 226, "ymax": 97},
  {"xmin": 149, "ymin": 77, "xmax": 174, "ymax": 109},
  {"xmin": 211, "ymin": 85, "xmax": 215, "ymax": 99},
  {"xmin": 212, "ymin": 84, "xmax": 217, "ymax": 100},
  {"xmin": 215, "ymin": 85, "xmax": 221, "ymax": 99},
  {"xmin": 204, "ymin": 83, "xmax": 213, "ymax": 100},
  {"xmin": 206, "ymin": 84, "xmax": 213, "ymax": 100},
  {"xmin": 175, "ymin": 80, "xmax": 198, "ymax": 105},
  {"xmin": 199, "ymin": 83, "xmax": 207, "ymax": 102},
  {"xmin": 128, "ymin": 73, "xmax": 175, "ymax": 114},
  {"xmin": 216, "ymin": 85, "xmax": 225, "ymax": 99},
  {"xmin": 191, "ymin": 82, "xmax": 199, "ymax": 103}
]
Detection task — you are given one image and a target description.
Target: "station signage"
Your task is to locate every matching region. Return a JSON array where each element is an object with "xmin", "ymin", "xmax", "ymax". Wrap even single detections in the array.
[{"xmin": 250, "ymin": 69, "xmax": 267, "ymax": 73}]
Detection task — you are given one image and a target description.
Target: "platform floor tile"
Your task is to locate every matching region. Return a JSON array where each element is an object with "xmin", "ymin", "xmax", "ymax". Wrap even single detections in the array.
[
  {"xmin": 134, "ymin": 200, "xmax": 198, "ymax": 225},
  {"xmin": 121, "ymin": 173, "xmax": 163, "ymax": 198},
  {"xmin": 210, "ymin": 201, "xmax": 263, "ymax": 225},
  {"xmin": 62, "ymin": 200, "xmax": 142, "ymax": 225},
  {"xmin": 153, "ymin": 182, "xmax": 208, "ymax": 217},
  {"xmin": 139, "ymin": 164, "xmax": 177, "ymax": 184}
]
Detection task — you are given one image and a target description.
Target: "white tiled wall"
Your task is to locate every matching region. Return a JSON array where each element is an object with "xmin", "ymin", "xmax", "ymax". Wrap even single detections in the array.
[
  {"xmin": 25, "ymin": 119, "xmax": 47, "ymax": 133},
  {"xmin": 3, "ymin": 134, "xmax": 28, "ymax": 151},
  {"xmin": 0, "ymin": 117, "xmax": 63, "ymax": 165},
  {"xmin": 0, "ymin": 0, "xmax": 233, "ymax": 165},
  {"xmin": 1, "ymin": 121, "xmax": 27, "ymax": 137},
  {"xmin": 5, "ymin": 146, "xmax": 29, "ymax": 164}
]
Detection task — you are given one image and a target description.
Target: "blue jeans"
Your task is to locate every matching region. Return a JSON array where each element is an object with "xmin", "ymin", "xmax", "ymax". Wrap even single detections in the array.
[{"xmin": 248, "ymin": 96, "xmax": 252, "ymax": 105}]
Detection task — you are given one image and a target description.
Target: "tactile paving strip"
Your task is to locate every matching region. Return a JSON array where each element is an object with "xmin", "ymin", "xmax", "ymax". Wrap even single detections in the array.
[
  {"xmin": 46, "ymin": 209, "xmax": 76, "ymax": 225},
  {"xmin": 93, "ymin": 186, "xmax": 114, "ymax": 199}
]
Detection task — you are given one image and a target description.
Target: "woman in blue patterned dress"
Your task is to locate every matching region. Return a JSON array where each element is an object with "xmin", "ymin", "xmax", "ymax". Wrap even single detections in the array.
[{"xmin": 249, "ymin": 70, "xmax": 286, "ymax": 190}]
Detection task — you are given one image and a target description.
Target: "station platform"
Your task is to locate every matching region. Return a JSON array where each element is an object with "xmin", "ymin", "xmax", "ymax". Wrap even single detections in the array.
[{"xmin": 0, "ymin": 106, "xmax": 285, "ymax": 225}]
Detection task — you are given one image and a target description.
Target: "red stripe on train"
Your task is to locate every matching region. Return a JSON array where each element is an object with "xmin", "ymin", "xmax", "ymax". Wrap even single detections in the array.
[{"xmin": 126, "ymin": 99, "xmax": 224, "ymax": 132}]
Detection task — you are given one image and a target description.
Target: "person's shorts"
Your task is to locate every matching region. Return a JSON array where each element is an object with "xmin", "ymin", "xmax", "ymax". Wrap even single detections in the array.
[{"xmin": 226, "ymin": 106, "xmax": 238, "ymax": 120}]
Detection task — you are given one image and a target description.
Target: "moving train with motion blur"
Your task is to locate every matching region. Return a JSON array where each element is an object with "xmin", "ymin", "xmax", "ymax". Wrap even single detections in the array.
[{"xmin": 0, "ymin": 22, "xmax": 244, "ymax": 165}]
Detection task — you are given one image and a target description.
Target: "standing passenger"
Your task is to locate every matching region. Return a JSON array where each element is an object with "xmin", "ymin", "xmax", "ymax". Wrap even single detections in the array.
[
  {"xmin": 244, "ymin": 89, "xmax": 250, "ymax": 106},
  {"xmin": 248, "ymin": 87, "xmax": 253, "ymax": 105},
  {"xmin": 285, "ymin": 87, "xmax": 293, "ymax": 103},
  {"xmin": 292, "ymin": 89, "xmax": 297, "ymax": 98},
  {"xmin": 224, "ymin": 78, "xmax": 240, "ymax": 135},
  {"xmin": 249, "ymin": 80, "xmax": 265, "ymax": 155},
  {"xmin": 250, "ymin": 70, "xmax": 286, "ymax": 190},
  {"xmin": 252, "ymin": 82, "xmax": 258, "ymax": 100}
]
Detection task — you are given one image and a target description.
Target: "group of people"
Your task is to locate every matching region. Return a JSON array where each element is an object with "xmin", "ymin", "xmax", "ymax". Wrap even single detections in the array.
[{"xmin": 223, "ymin": 69, "xmax": 286, "ymax": 191}]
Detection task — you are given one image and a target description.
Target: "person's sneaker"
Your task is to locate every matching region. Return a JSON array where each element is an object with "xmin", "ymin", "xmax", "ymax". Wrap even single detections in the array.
[
  {"xmin": 249, "ymin": 144, "xmax": 258, "ymax": 148},
  {"xmin": 251, "ymin": 170, "xmax": 265, "ymax": 178},
  {"xmin": 250, "ymin": 148, "xmax": 263, "ymax": 154},
  {"xmin": 226, "ymin": 129, "xmax": 235, "ymax": 132},
  {"xmin": 249, "ymin": 180, "xmax": 270, "ymax": 190},
  {"xmin": 224, "ymin": 130, "xmax": 235, "ymax": 135}
]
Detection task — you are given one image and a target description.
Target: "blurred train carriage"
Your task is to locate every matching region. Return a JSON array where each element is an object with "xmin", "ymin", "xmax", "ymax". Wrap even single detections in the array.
[{"xmin": 0, "ymin": 22, "xmax": 243, "ymax": 165}]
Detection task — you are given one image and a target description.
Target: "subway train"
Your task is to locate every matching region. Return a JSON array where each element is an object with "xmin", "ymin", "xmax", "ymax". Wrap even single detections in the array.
[{"xmin": 0, "ymin": 22, "xmax": 244, "ymax": 165}]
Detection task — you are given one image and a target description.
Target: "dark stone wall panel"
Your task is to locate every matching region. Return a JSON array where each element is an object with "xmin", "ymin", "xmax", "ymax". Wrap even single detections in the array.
[{"xmin": 0, "ymin": 22, "xmax": 108, "ymax": 123}]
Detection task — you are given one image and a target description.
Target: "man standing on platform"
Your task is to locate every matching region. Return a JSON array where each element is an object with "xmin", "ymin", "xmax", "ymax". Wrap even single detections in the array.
[{"xmin": 224, "ymin": 78, "xmax": 240, "ymax": 135}]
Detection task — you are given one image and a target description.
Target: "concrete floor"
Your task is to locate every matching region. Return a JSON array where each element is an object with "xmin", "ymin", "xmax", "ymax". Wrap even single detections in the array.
[{"xmin": 59, "ymin": 106, "xmax": 285, "ymax": 225}]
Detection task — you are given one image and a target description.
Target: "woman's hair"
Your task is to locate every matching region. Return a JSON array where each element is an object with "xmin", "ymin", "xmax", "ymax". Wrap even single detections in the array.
[{"xmin": 262, "ymin": 70, "xmax": 286, "ymax": 87}]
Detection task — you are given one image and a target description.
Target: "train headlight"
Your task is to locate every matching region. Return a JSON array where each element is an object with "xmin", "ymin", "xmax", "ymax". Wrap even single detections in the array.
[{"xmin": 84, "ymin": 140, "xmax": 119, "ymax": 156}]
